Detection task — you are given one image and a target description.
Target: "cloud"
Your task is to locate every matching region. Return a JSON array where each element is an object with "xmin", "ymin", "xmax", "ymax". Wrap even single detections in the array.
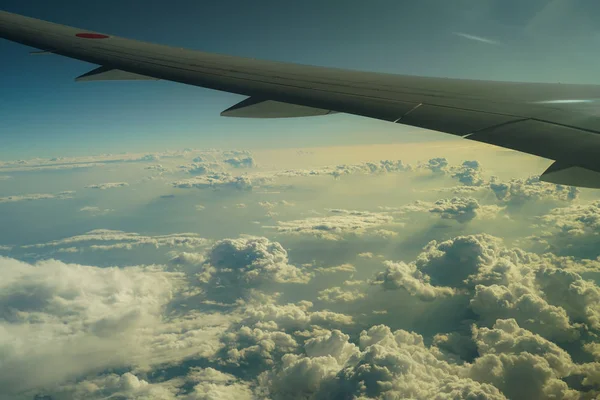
[
  {"xmin": 199, "ymin": 236, "xmax": 312, "ymax": 303},
  {"xmin": 451, "ymin": 160, "xmax": 486, "ymax": 186},
  {"xmin": 528, "ymin": 200, "xmax": 600, "ymax": 257},
  {"xmin": 268, "ymin": 209, "xmax": 395, "ymax": 240},
  {"xmin": 258, "ymin": 330, "xmax": 360, "ymax": 399},
  {"xmin": 422, "ymin": 157, "xmax": 450, "ymax": 173},
  {"xmin": 178, "ymin": 161, "xmax": 222, "ymax": 175},
  {"xmin": 0, "ymin": 191, "xmax": 75, "ymax": 204},
  {"xmin": 372, "ymin": 260, "xmax": 455, "ymax": 301},
  {"xmin": 314, "ymin": 263, "xmax": 356, "ymax": 275},
  {"xmin": 266, "ymin": 324, "xmax": 506, "ymax": 400},
  {"xmin": 172, "ymin": 172, "xmax": 268, "ymax": 191},
  {"xmin": 368, "ymin": 233, "xmax": 600, "ymax": 343},
  {"xmin": 22, "ymin": 229, "xmax": 211, "ymax": 252},
  {"xmin": 79, "ymin": 206, "xmax": 113, "ymax": 215},
  {"xmin": 0, "ymin": 149, "xmax": 199, "ymax": 173},
  {"xmin": 454, "ymin": 32, "xmax": 500, "ymax": 45},
  {"xmin": 429, "ymin": 197, "xmax": 503, "ymax": 223},
  {"xmin": 224, "ymin": 156, "xmax": 256, "ymax": 168},
  {"xmin": 4, "ymin": 228, "xmax": 600, "ymax": 399},
  {"xmin": 47, "ymin": 367, "xmax": 257, "ymax": 400},
  {"xmin": 0, "ymin": 256, "xmax": 223, "ymax": 396},
  {"xmin": 421, "ymin": 159, "xmax": 579, "ymax": 208},
  {"xmin": 218, "ymin": 301, "xmax": 354, "ymax": 373},
  {"xmin": 85, "ymin": 182, "xmax": 129, "ymax": 190},
  {"xmin": 259, "ymin": 200, "xmax": 295, "ymax": 209},
  {"xmin": 171, "ymin": 158, "xmax": 413, "ymax": 191},
  {"xmin": 489, "ymin": 176, "xmax": 579, "ymax": 205},
  {"xmin": 469, "ymin": 319, "xmax": 579, "ymax": 400},
  {"xmin": 317, "ymin": 287, "xmax": 366, "ymax": 303},
  {"xmin": 5, "ymin": 145, "xmax": 600, "ymax": 399}
]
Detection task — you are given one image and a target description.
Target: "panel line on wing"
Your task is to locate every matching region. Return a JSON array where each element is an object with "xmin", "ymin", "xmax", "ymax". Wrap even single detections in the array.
[
  {"xmin": 393, "ymin": 103, "xmax": 422, "ymax": 123},
  {"xmin": 462, "ymin": 118, "xmax": 530, "ymax": 138}
]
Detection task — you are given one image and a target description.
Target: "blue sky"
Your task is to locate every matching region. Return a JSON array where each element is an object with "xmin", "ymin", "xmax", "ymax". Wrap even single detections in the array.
[{"xmin": 2, "ymin": 0, "xmax": 600, "ymax": 159}]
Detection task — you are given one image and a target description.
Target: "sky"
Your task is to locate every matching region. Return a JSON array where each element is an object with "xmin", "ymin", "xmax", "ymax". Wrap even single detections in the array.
[{"xmin": 2, "ymin": 1, "xmax": 600, "ymax": 399}]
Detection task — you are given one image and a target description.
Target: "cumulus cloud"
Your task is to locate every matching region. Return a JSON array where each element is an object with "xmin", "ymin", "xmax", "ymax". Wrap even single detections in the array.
[
  {"xmin": 422, "ymin": 157, "xmax": 450, "ymax": 173},
  {"xmin": 4, "ymin": 145, "xmax": 600, "ymax": 399},
  {"xmin": 469, "ymin": 319, "xmax": 579, "ymax": 400},
  {"xmin": 429, "ymin": 197, "xmax": 503, "ymax": 223},
  {"xmin": 198, "ymin": 236, "xmax": 312, "ymax": 303},
  {"xmin": 178, "ymin": 162, "xmax": 221, "ymax": 175},
  {"xmin": 317, "ymin": 287, "xmax": 366, "ymax": 303},
  {"xmin": 421, "ymin": 159, "xmax": 579, "ymax": 207},
  {"xmin": 217, "ymin": 301, "xmax": 354, "ymax": 375},
  {"xmin": 451, "ymin": 160, "xmax": 485, "ymax": 186},
  {"xmin": 0, "ymin": 256, "xmax": 220, "ymax": 396},
  {"xmin": 85, "ymin": 182, "xmax": 129, "ymax": 190},
  {"xmin": 260, "ymin": 324, "xmax": 506, "ymax": 400},
  {"xmin": 172, "ymin": 172, "xmax": 268, "ymax": 191},
  {"xmin": 224, "ymin": 156, "xmax": 256, "ymax": 168},
  {"xmin": 489, "ymin": 176, "xmax": 579, "ymax": 205},
  {"xmin": 314, "ymin": 263, "xmax": 356, "ymax": 275},
  {"xmin": 529, "ymin": 200, "xmax": 600, "ymax": 257},
  {"xmin": 171, "ymin": 158, "xmax": 413, "ymax": 191},
  {"xmin": 372, "ymin": 260, "xmax": 455, "ymax": 301},
  {"xmin": 46, "ymin": 367, "xmax": 257, "ymax": 400},
  {"xmin": 4, "ymin": 228, "xmax": 600, "ymax": 399},
  {"xmin": 268, "ymin": 209, "xmax": 395, "ymax": 240}
]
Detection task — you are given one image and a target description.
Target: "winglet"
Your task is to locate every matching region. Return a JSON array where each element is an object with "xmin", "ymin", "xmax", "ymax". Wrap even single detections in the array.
[
  {"xmin": 75, "ymin": 66, "xmax": 158, "ymax": 82},
  {"xmin": 221, "ymin": 97, "xmax": 336, "ymax": 118}
]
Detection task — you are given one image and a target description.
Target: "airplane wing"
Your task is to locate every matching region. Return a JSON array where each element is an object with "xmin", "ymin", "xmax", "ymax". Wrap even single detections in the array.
[{"xmin": 2, "ymin": 10, "xmax": 600, "ymax": 188}]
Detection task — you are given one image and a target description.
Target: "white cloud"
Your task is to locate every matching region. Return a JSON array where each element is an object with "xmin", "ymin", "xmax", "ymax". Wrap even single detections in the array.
[
  {"xmin": 172, "ymin": 172, "xmax": 268, "ymax": 191},
  {"xmin": 317, "ymin": 287, "xmax": 366, "ymax": 303},
  {"xmin": 22, "ymin": 229, "xmax": 211, "ymax": 252},
  {"xmin": 198, "ymin": 236, "xmax": 312, "ymax": 303},
  {"xmin": 454, "ymin": 32, "xmax": 500, "ymax": 45},
  {"xmin": 429, "ymin": 197, "xmax": 503, "ymax": 223},
  {"xmin": 0, "ymin": 191, "xmax": 75, "ymax": 204},
  {"xmin": 489, "ymin": 176, "xmax": 579, "ymax": 205},
  {"xmin": 313, "ymin": 263, "xmax": 356, "ymax": 275},
  {"xmin": 469, "ymin": 319, "xmax": 579, "ymax": 400},
  {"xmin": 79, "ymin": 206, "xmax": 113, "ymax": 215},
  {"xmin": 85, "ymin": 182, "xmax": 129, "ymax": 190},
  {"xmin": 372, "ymin": 260, "xmax": 455, "ymax": 301},
  {"xmin": 268, "ymin": 209, "xmax": 395, "ymax": 240},
  {"xmin": 0, "ymin": 257, "xmax": 194, "ymax": 395},
  {"xmin": 224, "ymin": 156, "xmax": 256, "ymax": 168}
]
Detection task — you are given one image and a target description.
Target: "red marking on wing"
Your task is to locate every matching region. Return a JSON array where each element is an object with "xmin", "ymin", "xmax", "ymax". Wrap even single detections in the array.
[{"xmin": 76, "ymin": 33, "xmax": 109, "ymax": 39}]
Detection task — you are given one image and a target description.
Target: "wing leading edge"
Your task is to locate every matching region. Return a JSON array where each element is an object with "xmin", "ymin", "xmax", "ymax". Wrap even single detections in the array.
[{"xmin": 2, "ymin": 10, "xmax": 600, "ymax": 187}]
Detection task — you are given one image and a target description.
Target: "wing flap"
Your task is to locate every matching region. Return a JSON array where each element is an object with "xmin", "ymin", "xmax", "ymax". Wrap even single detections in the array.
[
  {"xmin": 75, "ymin": 66, "xmax": 158, "ymax": 81},
  {"xmin": 221, "ymin": 97, "xmax": 335, "ymax": 118},
  {"xmin": 466, "ymin": 120, "xmax": 600, "ymax": 172},
  {"xmin": 540, "ymin": 161, "xmax": 600, "ymax": 189}
]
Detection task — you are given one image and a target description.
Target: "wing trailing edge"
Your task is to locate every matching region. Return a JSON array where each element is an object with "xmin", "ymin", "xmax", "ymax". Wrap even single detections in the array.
[{"xmin": 221, "ymin": 97, "xmax": 336, "ymax": 118}]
